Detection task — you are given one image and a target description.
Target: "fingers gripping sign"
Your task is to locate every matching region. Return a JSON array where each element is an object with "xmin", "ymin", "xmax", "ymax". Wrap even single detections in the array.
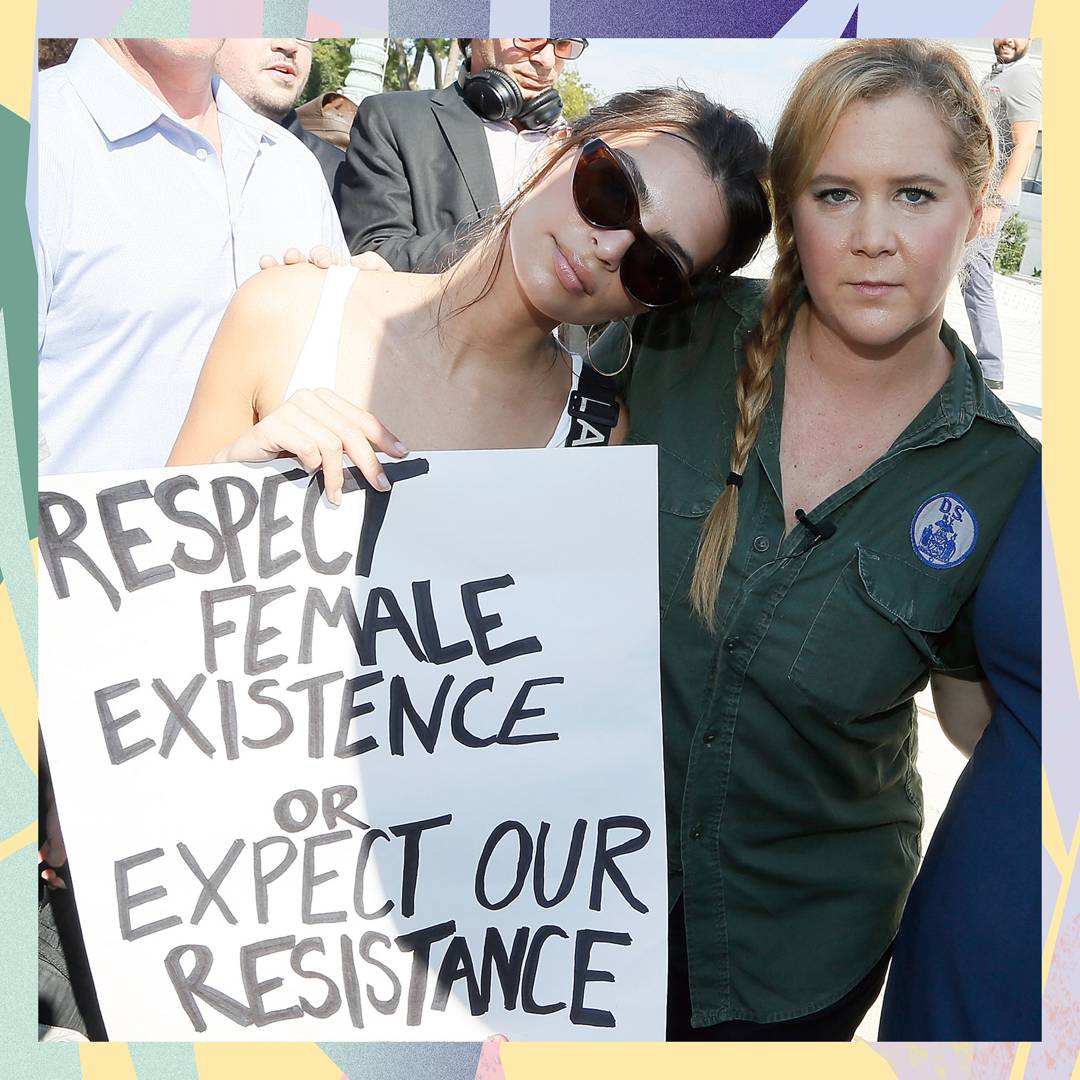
[{"xmin": 214, "ymin": 388, "xmax": 409, "ymax": 502}]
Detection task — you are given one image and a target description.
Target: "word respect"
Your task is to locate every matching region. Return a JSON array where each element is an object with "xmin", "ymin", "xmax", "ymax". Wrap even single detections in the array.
[{"xmin": 39, "ymin": 460, "xmax": 428, "ymax": 611}]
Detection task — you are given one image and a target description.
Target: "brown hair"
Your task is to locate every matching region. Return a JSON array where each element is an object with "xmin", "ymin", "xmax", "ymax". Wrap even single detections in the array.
[
  {"xmin": 39, "ymin": 39, "xmax": 76, "ymax": 70},
  {"xmin": 436, "ymin": 86, "xmax": 771, "ymax": 323},
  {"xmin": 689, "ymin": 38, "xmax": 996, "ymax": 624}
]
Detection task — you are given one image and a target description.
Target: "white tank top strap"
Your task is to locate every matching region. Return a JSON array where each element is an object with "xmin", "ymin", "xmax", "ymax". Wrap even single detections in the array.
[
  {"xmin": 282, "ymin": 264, "xmax": 360, "ymax": 400},
  {"xmin": 546, "ymin": 350, "xmax": 584, "ymax": 449}
]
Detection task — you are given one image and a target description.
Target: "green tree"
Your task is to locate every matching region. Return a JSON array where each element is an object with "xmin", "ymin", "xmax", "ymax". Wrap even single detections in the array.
[
  {"xmin": 557, "ymin": 70, "xmax": 600, "ymax": 121},
  {"xmin": 383, "ymin": 39, "xmax": 459, "ymax": 92},
  {"xmin": 993, "ymin": 213, "xmax": 1029, "ymax": 275},
  {"xmin": 299, "ymin": 38, "xmax": 355, "ymax": 104}
]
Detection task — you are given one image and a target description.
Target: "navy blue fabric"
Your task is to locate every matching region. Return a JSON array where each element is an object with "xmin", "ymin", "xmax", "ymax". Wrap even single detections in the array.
[
  {"xmin": 879, "ymin": 461, "xmax": 1042, "ymax": 1041},
  {"xmin": 551, "ymin": 0, "xmax": 807, "ymax": 37}
]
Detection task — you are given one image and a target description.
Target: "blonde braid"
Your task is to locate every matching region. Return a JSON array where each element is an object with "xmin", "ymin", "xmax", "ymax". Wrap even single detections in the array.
[{"xmin": 689, "ymin": 239, "xmax": 802, "ymax": 624}]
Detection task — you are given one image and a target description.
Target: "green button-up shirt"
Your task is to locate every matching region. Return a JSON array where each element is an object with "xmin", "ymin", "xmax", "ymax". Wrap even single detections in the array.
[{"xmin": 615, "ymin": 278, "xmax": 1039, "ymax": 1025}]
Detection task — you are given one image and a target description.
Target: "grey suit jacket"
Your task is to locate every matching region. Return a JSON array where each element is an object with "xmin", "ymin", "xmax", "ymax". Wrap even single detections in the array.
[{"xmin": 335, "ymin": 83, "xmax": 500, "ymax": 271}]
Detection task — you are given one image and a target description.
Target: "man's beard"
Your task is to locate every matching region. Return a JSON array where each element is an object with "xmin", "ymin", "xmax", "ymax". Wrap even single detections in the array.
[{"xmin": 996, "ymin": 42, "xmax": 1029, "ymax": 64}]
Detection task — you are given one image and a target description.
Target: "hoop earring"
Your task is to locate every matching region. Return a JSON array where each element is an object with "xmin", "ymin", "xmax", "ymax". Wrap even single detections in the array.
[{"xmin": 584, "ymin": 318, "xmax": 633, "ymax": 377}]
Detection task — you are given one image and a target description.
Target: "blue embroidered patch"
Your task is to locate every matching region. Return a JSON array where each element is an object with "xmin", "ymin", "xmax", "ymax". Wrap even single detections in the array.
[{"xmin": 911, "ymin": 492, "xmax": 978, "ymax": 569}]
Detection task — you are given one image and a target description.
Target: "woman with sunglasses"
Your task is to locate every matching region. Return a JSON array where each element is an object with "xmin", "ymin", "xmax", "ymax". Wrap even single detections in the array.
[
  {"xmin": 169, "ymin": 87, "xmax": 770, "ymax": 483},
  {"xmin": 601, "ymin": 40, "xmax": 1039, "ymax": 1040}
]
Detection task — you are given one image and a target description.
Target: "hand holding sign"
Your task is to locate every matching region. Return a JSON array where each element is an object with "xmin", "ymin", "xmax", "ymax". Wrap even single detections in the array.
[
  {"xmin": 211, "ymin": 387, "xmax": 409, "ymax": 502},
  {"xmin": 39, "ymin": 787, "xmax": 67, "ymax": 890}
]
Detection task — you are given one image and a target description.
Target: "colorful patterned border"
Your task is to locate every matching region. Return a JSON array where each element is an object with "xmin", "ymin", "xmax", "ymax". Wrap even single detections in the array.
[{"xmin": 4, "ymin": 3, "xmax": 1072, "ymax": 1079}]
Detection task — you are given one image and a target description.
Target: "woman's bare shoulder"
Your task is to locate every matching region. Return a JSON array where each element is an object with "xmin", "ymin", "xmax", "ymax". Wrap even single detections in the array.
[
  {"xmin": 172, "ymin": 266, "xmax": 337, "ymax": 466},
  {"xmin": 229, "ymin": 262, "xmax": 329, "ymax": 325},
  {"xmin": 218, "ymin": 264, "xmax": 331, "ymax": 394}
]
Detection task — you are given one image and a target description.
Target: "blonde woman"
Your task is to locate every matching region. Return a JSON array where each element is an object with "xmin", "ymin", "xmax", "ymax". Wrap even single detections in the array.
[{"xmin": 609, "ymin": 40, "xmax": 1038, "ymax": 1039}]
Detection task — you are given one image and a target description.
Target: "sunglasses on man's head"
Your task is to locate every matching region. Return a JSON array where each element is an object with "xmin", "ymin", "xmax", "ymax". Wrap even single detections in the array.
[
  {"xmin": 514, "ymin": 38, "xmax": 589, "ymax": 60},
  {"xmin": 571, "ymin": 138, "xmax": 692, "ymax": 309}
]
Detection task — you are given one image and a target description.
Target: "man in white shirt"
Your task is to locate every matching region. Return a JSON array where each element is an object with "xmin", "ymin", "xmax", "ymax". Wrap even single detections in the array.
[
  {"xmin": 36, "ymin": 39, "xmax": 349, "ymax": 1038},
  {"xmin": 962, "ymin": 37, "xmax": 1042, "ymax": 390},
  {"xmin": 336, "ymin": 38, "xmax": 587, "ymax": 271},
  {"xmin": 36, "ymin": 37, "xmax": 350, "ymax": 475},
  {"xmin": 213, "ymin": 37, "xmax": 345, "ymax": 192}
]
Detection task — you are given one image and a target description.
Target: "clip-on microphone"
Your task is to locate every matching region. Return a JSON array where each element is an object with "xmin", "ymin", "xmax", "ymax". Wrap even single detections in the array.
[{"xmin": 794, "ymin": 508, "xmax": 837, "ymax": 548}]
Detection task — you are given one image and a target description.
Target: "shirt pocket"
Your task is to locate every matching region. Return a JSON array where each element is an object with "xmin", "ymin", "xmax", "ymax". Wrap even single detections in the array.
[
  {"xmin": 651, "ymin": 443, "xmax": 722, "ymax": 620},
  {"xmin": 787, "ymin": 545, "xmax": 966, "ymax": 724}
]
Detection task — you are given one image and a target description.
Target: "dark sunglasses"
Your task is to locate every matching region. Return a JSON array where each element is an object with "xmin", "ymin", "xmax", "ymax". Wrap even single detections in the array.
[
  {"xmin": 572, "ymin": 137, "xmax": 691, "ymax": 308},
  {"xmin": 514, "ymin": 37, "xmax": 588, "ymax": 60}
]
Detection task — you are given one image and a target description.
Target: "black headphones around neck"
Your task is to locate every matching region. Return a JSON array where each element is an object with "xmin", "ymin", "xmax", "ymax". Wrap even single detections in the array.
[{"xmin": 461, "ymin": 65, "xmax": 563, "ymax": 130}]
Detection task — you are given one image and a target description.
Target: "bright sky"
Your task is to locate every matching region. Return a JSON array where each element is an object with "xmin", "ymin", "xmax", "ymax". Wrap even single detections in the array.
[
  {"xmin": 410, "ymin": 39, "xmax": 833, "ymax": 138},
  {"xmin": 572, "ymin": 38, "xmax": 835, "ymax": 139},
  {"xmin": 410, "ymin": 38, "xmax": 1039, "ymax": 141},
  {"xmin": 570, "ymin": 38, "xmax": 1040, "ymax": 139}
]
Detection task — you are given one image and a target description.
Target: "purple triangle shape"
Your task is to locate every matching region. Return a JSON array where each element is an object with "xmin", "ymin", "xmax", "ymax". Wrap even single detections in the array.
[{"xmin": 842, "ymin": 5, "xmax": 859, "ymax": 37}]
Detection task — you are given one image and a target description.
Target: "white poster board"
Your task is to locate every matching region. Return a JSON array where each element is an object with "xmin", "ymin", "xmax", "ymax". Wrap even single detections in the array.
[{"xmin": 38, "ymin": 447, "xmax": 667, "ymax": 1041}]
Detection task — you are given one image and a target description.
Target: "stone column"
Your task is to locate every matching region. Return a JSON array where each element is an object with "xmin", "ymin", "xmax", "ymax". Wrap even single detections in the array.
[{"xmin": 342, "ymin": 38, "xmax": 389, "ymax": 105}]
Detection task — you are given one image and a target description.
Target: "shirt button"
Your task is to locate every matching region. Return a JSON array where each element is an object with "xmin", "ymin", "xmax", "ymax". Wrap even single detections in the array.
[
  {"xmin": 702, "ymin": 731, "xmax": 716, "ymax": 746},
  {"xmin": 195, "ymin": 147, "xmax": 208, "ymax": 161},
  {"xmin": 753, "ymin": 535, "xmax": 770, "ymax": 553},
  {"xmin": 724, "ymin": 637, "xmax": 740, "ymax": 654},
  {"xmin": 689, "ymin": 825, "xmax": 702, "ymax": 841}
]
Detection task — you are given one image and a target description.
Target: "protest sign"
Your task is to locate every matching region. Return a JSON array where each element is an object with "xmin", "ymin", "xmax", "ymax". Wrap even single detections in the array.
[{"xmin": 38, "ymin": 447, "xmax": 667, "ymax": 1041}]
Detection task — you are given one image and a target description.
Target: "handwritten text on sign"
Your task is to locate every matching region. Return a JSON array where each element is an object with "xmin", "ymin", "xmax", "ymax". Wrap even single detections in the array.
[{"xmin": 38, "ymin": 448, "xmax": 666, "ymax": 1041}]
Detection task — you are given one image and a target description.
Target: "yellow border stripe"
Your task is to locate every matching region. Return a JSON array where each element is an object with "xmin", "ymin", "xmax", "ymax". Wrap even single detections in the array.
[
  {"xmin": 0, "ymin": 577, "xmax": 36, "ymax": 775},
  {"xmin": 1014, "ymin": 801, "xmax": 1080, "ymax": 1079},
  {"xmin": 194, "ymin": 1043, "xmax": 345, "ymax": 1079},
  {"xmin": 1042, "ymin": 816, "xmax": 1080, "ymax": 991},
  {"xmin": 1043, "ymin": 0, "xmax": 1080, "ymax": 696},
  {"xmin": 1043, "ymin": 768, "xmax": 1069, "ymax": 875},
  {"xmin": 1008, "ymin": 811, "xmax": 1079, "ymax": 1079},
  {"xmin": 79, "ymin": 1043, "xmax": 139, "ymax": 1080},
  {"xmin": 0, "ymin": 821, "xmax": 34, "ymax": 863},
  {"xmin": 502, "ymin": 1041, "xmax": 899, "ymax": 1078},
  {"xmin": 0, "ymin": 0, "xmax": 33, "ymax": 118}
]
